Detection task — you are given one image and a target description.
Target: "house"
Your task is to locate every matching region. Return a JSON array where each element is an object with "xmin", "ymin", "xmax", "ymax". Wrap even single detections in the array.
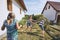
[
  {"xmin": 41, "ymin": 1, "xmax": 60, "ymax": 24},
  {"xmin": 0, "ymin": 0, "xmax": 27, "ymax": 36},
  {"xmin": 7, "ymin": 0, "xmax": 27, "ymax": 20}
]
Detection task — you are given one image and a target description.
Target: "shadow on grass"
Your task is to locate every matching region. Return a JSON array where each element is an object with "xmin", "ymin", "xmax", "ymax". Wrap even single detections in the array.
[
  {"xmin": 18, "ymin": 32, "xmax": 43, "ymax": 38},
  {"xmin": 45, "ymin": 30, "xmax": 60, "ymax": 40},
  {"xmin": 52, "ymin": 34, "xmax": 60, "ymax": 40}
]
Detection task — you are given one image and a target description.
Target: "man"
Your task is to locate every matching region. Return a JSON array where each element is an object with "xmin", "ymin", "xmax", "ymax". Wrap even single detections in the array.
[{"xmin": 39, "ymin": 20, "xmax": 45, "ymax": 37}]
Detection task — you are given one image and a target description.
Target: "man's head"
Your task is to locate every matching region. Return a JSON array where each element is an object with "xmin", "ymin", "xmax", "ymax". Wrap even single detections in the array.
[{"xmin": 7, "ymin": 13, "xmax": 15, "ymax": 20}]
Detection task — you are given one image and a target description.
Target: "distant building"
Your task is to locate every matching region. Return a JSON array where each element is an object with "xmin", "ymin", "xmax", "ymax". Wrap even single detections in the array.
[{"xmin": 41, "ymin": 1, "xmax": 60, "ymax": 23}]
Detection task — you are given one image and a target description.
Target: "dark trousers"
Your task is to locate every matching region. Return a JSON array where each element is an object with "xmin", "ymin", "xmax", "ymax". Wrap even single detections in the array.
[{"xmin": 39, "ymin": 25, "xmax": 44, "ymax": 30}]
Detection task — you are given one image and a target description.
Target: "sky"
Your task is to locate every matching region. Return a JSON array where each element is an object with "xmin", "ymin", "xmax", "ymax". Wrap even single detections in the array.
[{"xmin": 24, "ymin": 0, "xmax": 60, "ymax": 15}]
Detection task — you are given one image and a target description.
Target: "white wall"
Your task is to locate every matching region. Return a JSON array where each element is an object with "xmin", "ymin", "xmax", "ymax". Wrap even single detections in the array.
[
  {"xmin": 12, "ymin": 0, "xmax": 25, "ymax": 21},
  {"xmin": 0, "ymin": 0, "xmax": 8, "ymax": 36},
  {"xmin": 43, "ymin": 4, "xmax": 56, "ymax": 22},
  {"xmin": 0, "ymin": 0, "xmax": 25, "ymax": 36}
]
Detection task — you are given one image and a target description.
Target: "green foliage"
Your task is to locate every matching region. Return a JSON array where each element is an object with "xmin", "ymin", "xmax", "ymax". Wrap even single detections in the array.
[
  {"xmin": 19, "ymin": 14, "xmax": 50, "ymax": 27},
  {"xmin": 23, "ymin": 15, "xmax": 29, "ymax": 20},
  {"xmin": 32, "ymin": 14, "xmax": 43, "ymax": 20},
  {"xmin": 19, "ymin": 19, "xmax": 26, "ymax": 25},
  {"xmin": 33, "ymin": 14, "xmax": 50, "ymax": 25},
  {"xmin": 19, "ymin": 15, "xmax": 29, "ymax": 25}
]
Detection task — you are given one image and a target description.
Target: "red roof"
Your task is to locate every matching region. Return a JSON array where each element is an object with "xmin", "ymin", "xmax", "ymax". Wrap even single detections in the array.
[
  {"xmin": 15, "ymin": 0, "xmax": 27, "ymax": 11},
  {"xmin": 48, "ymin": 1, "xmax": 60, "ymax": 12},
  {"xmin": 42, "ymin": 1, "xmax": 60, "ymax": 13}
]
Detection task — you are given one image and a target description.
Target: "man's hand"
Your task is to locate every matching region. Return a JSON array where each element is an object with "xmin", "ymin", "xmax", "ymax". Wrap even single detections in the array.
[{"xmin": 1, "ymin": 25, "xmax": 5, "ymax": 31}]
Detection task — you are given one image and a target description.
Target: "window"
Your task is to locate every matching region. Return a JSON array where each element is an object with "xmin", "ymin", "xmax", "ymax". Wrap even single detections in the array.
[
  {"xmin": 7, "ymin": 0, "xmax": 12, "ymax": 11},
  {"xmin": 48, "ymin": 6, "xmax": 50, "ymax": 9},
  {"xmin": 45, "ymin": 7, "xmax": 47, "ymax": 10}
]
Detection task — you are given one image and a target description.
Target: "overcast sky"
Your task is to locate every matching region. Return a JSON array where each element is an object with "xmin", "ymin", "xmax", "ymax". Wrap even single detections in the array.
[{"xmin": 24, "ymin": 0, "xmax": 60, "ymax": 15}]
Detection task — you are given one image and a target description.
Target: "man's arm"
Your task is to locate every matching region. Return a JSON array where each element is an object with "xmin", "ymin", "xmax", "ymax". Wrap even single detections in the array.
[
  {"xmin": 1, "ymin": 24, "xmax": 5, "ymax": 31},
  {"xmin": 16, "ymin": 22, "xmax": 20, "ymax": 29}
]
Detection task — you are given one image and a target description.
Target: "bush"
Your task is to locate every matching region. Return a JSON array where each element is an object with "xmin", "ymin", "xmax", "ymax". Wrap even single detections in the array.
[
  {"xmin": 19, "ymin": 14, "xmax": 50, "ymax": 29},
  {"xmin": 19, "ymin": 19, "xmax": 26, "ymax": 26},
  {"xmin": 19, "ymin": 15, "xmax": 29, "ymax": 25}
]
